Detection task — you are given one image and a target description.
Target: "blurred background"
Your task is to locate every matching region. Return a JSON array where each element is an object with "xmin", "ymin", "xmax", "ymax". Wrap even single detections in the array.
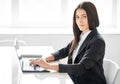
[
  {"xmin": 0, "ymin": 0, "xmax": 120, "ymax": 33},
  {"xmin": 0, "ymin": 0, "xmax": 120, "ymax": 84}
]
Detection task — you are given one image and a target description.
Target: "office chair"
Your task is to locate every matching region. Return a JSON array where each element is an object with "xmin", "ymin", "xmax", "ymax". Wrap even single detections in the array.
[{"xmin": 103, "ymin": 59, "xmax": 119, "ymax": 84}]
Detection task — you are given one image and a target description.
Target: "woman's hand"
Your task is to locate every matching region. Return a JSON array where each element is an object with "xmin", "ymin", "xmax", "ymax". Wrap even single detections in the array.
[
  {"xmin": 29, "ymin": 58, "xmax": 50, "ymax": 69},
  {"xmin": 29, "ymin": 57, "xmax": 59, "ymax": 71},
  {"xmin": 45, "ymin": 55, "xmax": 55, "ymax": 62}
]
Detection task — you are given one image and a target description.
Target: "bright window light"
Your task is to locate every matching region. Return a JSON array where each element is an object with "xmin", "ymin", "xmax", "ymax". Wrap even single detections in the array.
[
  {"xmin": 18, "ymin": 0, "xmax": 62, "ymax": 27},
  {"xmin": 0, "ymin": 0, "xmax": 11, "ymax": 26},
  {"xmin": 18, "ymin": 0, "xmax": 114, "ymax": 29},
  {"xmin": 0, "ymin": 0, "xmax": 120, "ymax": 34}
]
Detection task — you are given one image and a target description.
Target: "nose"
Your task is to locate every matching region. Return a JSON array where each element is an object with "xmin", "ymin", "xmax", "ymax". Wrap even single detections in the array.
[{"xmin": 77, "ymin": 18, "xmax": 83, "ymax": 24}]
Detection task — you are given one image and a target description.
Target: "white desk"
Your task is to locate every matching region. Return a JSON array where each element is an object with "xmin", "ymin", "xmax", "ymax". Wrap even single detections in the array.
[
  {"xmin": 0, "ymin": 47, "xmax": 12, "ymax": 84},
  {"xmin": 14, "ymin": 46, "xmax": 73, "ymax": 84}
]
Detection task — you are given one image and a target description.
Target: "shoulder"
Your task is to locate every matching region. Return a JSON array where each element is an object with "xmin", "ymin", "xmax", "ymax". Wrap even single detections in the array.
[{"xmin": 91, "ymin": 34, "xmax": 105, "ymax": 46}]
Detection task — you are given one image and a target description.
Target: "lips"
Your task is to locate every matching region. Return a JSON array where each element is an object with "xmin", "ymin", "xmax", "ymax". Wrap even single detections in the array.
[{"xmin": 79, "ymin": 25, "xmax": 84, "ymax": 27}]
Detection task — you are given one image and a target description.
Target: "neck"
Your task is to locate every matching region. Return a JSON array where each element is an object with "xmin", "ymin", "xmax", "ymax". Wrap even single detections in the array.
[{"xmin": 82, "ymin": 29, "xmax": 90, "ymax": 35}]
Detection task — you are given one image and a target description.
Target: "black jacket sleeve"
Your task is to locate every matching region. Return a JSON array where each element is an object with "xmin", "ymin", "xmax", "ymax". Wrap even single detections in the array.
[{"xmin": 52, "ymin": 42, "xmax": 72, "ymax": 61}]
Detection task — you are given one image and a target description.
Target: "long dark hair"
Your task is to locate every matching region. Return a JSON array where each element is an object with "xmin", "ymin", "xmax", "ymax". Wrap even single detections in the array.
[{"xmin": 70, "ymin": 1, "xmax": 99, "ymax": 52}]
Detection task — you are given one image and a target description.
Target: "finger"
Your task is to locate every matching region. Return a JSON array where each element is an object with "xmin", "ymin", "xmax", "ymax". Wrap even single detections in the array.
[
  {"xmin": 35, "ymin": 58, "xmax": 41, "ymax": 61},
  {"xmin": 29, "ymin": 59, "xmax": 35, "ymax": 61},
  {"xmin": 29, "ymin": 61, "xmax": 33, "ymax": 65},
  {"xmin": 29, "ymin": 60, "xmax": 35, "ymax": 65},
  {"xmin": 46, "ymin": 60, "xmax": 50, "ymax": 62}
]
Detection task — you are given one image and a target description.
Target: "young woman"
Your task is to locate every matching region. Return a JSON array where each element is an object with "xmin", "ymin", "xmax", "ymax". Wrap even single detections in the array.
[{"xmin": 30, "ymin": 1, "xmax": 106, "ymax": 84}]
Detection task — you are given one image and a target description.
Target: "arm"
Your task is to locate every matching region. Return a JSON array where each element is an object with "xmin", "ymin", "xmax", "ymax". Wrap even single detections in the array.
[
  {"xmin": 29, "ymin": 41, "xmax": 72, "ymax": 71},
  {"xmin": 30, "ymin": 58, "xmax": 59, "ymax": 71},
  {"xmin": 51, "ymin": 42, "xmax": 72, "ymax": 60},
  {"xmin": 45, "ymin": 55, "xmax": 55, "ymax": 62},
  {"xmin": 42, "ymin": 42, "xmax": 72, "ymax": 63}
]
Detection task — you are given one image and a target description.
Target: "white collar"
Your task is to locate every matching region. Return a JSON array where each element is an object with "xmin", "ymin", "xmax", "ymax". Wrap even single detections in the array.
[{"xmin": 80, "ymin": 30, "xmax": 91, "ymax": 38}]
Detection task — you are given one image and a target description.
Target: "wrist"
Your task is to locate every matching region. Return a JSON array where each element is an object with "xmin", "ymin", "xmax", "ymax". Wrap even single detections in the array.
[{"xmin": 48, "ymin": 64, "xmax": 59, "ymax": 72}]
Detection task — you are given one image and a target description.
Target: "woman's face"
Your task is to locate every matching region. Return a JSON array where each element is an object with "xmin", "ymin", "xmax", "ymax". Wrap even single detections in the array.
[{"xmin": 75, "ymin": 8, "xmax": 89, "ymax": 33}]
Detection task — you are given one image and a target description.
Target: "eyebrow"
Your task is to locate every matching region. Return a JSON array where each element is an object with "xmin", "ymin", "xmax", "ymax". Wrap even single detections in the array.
[
  {"xmin": 75, "ymin": 14, "xmax": 87, "ymax": 17},
  {"xmin": 81, "ymin": 14, "xmax": 87, "ymax": 16}
]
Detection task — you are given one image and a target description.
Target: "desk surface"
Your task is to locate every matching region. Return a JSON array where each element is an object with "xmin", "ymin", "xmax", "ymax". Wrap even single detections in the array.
[
  {"xmin": 20, "ymin": 73, "xmax": 72, "ymax": 84},
  {"xmin": 0, "ymin": 47, "xmax": 12, "ymax": 84},
  {"xmin": 13, "ymin": 46, "xmax": 73, "ymax": 84},
  {"xmin": 0, "ymin": 46, "xmax": 73, "ymax": 84}
]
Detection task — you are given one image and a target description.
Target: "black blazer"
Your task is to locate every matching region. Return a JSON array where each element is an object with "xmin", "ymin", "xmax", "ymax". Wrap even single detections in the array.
[{"xmin": 52, "ymin": 29, "xmax": 106, "ymax": 84}]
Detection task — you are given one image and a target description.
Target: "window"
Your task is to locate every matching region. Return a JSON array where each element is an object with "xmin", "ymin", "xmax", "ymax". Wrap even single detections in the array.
[
  {"xmin": 17, "ymin": 0, "xmax": 115, "ymax": 28},
  {"xmin": 18, "ymin": 0, "xmax": 62, "ymax": 28},
  {"xmin": 0, "ymin": 0, "xmax": 11, "ymax": 27},
  {"xmin": 0, "ymin": 0, "xmax": 119, "ymax": 34},
  {"xmin": 117, "ymin": 0, "xmax": 120, "ymax": 28}
]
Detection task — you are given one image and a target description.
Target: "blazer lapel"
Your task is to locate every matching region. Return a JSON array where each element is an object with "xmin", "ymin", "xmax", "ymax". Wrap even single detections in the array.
[{"xmin": 76, "ymin": 29, "xmax": 98, "ymax": 57}]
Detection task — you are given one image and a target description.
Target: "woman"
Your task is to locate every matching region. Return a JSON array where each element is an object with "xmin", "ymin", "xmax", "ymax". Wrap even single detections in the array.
[{"xmin": 30, "ymin": 1, "xmax": 106, "ymax": 84}]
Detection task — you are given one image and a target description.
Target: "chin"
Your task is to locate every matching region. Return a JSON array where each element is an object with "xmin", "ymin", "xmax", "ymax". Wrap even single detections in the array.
[{"xmin": 79, "ymin": 28, "xmax": 84, "ymax": 31}]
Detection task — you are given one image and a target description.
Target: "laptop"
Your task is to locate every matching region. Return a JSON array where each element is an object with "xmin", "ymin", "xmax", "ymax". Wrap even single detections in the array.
[{"xmin": 14, "ymin": 40, "xmax": 50, "ymax": 73}]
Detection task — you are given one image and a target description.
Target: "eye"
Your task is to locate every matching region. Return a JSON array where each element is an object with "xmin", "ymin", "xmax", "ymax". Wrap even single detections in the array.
[
  {"xmin": 82, "ymin": 15, "xmax": 87, "ymax": 19},
  {"xmin": 75, "ymin": 15, "xmax": 79, "ymax": 19}
]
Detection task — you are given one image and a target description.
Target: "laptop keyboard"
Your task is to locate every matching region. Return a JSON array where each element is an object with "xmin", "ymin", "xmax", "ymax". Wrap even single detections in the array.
[
  {"xmin": 23, "ymin": 60, "xmax": 36, "ymax": 71},
  {"xmin": 20, "ymin": 58, "xmax": 50, "ymax": 72},
  {"xmin": 22, "ymin": 60, "xmax": 45, "ymax": 71}
]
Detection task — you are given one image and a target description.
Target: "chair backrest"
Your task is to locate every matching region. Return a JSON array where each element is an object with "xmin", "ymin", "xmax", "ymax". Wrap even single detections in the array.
[{"xmin": 103, "ymin": 59, "xmax": 119, "ymax": 84}]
